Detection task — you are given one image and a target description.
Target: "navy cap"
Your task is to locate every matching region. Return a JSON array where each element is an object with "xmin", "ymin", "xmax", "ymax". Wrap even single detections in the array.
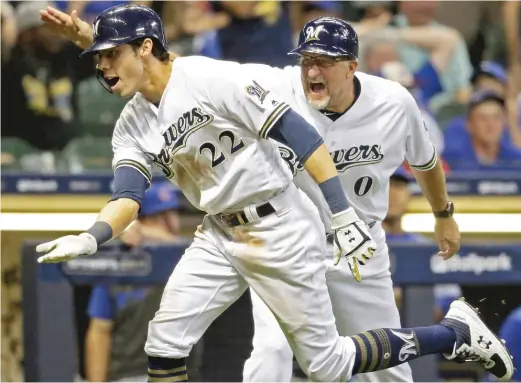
[
  {"xmin": 467, "ymin": 90, "xmax": 505, "ymax": 113},
  {"xmin": 140, "ymin": 182, "xmax": 179, "ymax": 217},
  {"xmin": 471, "ymin": 61, "xmax": 508, "ymax": 85},
  {"xmin": 288, "ymin": 17, "xmax": 358, "ymax": 59}
]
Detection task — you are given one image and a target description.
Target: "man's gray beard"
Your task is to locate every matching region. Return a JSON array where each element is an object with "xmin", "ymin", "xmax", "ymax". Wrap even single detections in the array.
[{"xmin": 306, "ymin": 93, "xmax": 331, "ymax": 110}]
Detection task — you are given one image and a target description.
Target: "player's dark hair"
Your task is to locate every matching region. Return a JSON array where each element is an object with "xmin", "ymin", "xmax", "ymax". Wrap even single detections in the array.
[{"xmin": 129, "ymin": 37, "xmax": 170, "ymax": 62}]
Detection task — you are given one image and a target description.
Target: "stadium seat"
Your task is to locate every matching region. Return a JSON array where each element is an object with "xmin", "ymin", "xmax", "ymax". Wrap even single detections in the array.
[
  {"xmin": 1, "ymin": 138, "xmax": 29, "ymax": 171},
  {"xmin": 0, "ymin": 138, "xmax": 57, "ymax": 173},
  {"xmin": 435, "ymin": 102, "xmax": 467, "ymax": 130},
  {"xmin": 77, "ymin": 76, "xmax": 127, "ymax": 137},
  {"xmin": 60, "ymin": 136, "xmax": 113, "ymax": 173}
]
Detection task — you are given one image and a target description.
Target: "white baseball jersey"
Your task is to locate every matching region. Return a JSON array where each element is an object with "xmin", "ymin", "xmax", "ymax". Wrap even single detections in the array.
[
  {"xmin": 241, "ymin": 65, "xmax": 423, "ymax": 383},
  {"xmin": 242, "ymin": 64, "xmax": 437, "ymax": 232},
  {"xmin": 112, "ymin": 56, "xmax": 294, "ymax": 214}
]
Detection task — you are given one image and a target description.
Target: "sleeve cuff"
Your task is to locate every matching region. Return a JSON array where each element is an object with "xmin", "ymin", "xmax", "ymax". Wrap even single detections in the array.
[
  {"xmin": 113, "ymin": 159, "xmax": 152, "ymax": 183},
  {"xmin": 259, "ymin": 102, "xmax": 291, "ymax": 139},
  {"xmin": 410, "ymin": 149, "xmax": 437, "ymax": 171}
]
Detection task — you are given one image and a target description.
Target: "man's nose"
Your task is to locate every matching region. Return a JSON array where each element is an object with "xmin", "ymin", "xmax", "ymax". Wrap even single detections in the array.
[
  {"xmin": 97, "ymin": 56, "xmax": 110, "ymax": 70},
  {"xmin": 307, "ymin": 64, "xmax": 321, "ymax": 78}
]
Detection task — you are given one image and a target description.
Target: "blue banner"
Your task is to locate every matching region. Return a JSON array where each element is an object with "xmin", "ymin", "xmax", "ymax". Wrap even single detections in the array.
[
  {"xmin": 1, "ymin": 174, "xmax": 115, "ymax": 194},
  {"xmin": 3, "ymin": 171, "xmax": 521, "ymax": 195},
  {"xmin": 37, "ymin": 243, "xmax": 521, "ymax": 286},
  {"xmin": 409, "ymin": 171, "xmax": 521, "ymax": 196},
  {"xmin": 389, "ymin": 244, "xmax": 521, "ymax": 285}
]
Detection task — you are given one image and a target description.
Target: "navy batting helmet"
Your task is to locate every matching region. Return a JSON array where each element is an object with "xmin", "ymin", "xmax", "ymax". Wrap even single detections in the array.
[
  {"xmin": 80, "ymin": 4, "xmax": 168, "ymax": 57},
  {"xmin": 288, "ymin": 17, "xmax": 358, "ymax": 60}
]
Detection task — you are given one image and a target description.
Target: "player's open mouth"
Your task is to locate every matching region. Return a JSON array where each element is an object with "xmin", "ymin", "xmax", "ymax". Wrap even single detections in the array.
[
  {"xmin": 105, "ymin": 76, "xmax": 120, "ymax": 89},
  {"xmin": 310, "ymin": 81, "xmax": 326, "ymax": 94}
]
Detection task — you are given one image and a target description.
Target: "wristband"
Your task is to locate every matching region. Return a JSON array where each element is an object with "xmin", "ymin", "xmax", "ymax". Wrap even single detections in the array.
[
  {"xmin": 85, "ymin": 221, "xmax": 113, "ymax": 245},
  {"xmin": 319, "ymin": 176, "xmax": 349, "ymax": 214}
]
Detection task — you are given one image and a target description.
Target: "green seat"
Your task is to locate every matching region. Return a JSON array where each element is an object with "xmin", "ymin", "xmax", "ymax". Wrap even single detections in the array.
[
  {"xmin": 1, "ymin": 138, "xmax": 48, "ymax": 172},
  {"xmin": 435, "ymin": 102, "xmax": 467, "ymax": 130},
  {"xmin": 77, "ymin": 76, "xmax": 128, "ymax": 137},
  {"xmin": 60, "ymin": 136, "xmax": 113, "ymax": 173}
]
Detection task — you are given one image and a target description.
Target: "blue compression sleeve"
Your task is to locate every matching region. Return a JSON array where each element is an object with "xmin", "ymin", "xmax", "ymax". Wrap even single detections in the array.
[
  {"xmin": 110, "ymin": 166, "xmax": 149, "ymax": 206},
  {"xmin": 319, "ymin": 176, "xmax": 349, "ymax": 214},
  {"xmin": 267, "ymin": 109, "xmax": 348, "ymax": 214},
  {"xmin": 267, "ymin": 109, "xmax": 323, "ymax": 163}
]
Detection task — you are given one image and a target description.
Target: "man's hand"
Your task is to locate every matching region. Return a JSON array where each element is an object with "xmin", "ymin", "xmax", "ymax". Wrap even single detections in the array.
[
  {"xmin": 331, "ymin": 208, "xmax": 377, "ymax": 282},
  {"xmin": 39, "ymin": 6, "xmax": 93, "ymax": 49},
  {"xmin": 434, "ymin": 217, "xmax": 460, "ymax": 260},
  {"xmin": 36, "ymin": 234, "xmax": 97, "ymax": 263}
]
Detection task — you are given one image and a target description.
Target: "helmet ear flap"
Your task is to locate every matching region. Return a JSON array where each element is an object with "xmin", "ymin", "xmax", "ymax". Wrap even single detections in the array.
[{"xmin": 96, "ymin": 68, "xmax": 114, "ymax": 94}]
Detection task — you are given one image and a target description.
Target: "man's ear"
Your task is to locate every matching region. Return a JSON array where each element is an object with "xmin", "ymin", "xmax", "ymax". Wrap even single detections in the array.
[
  {"xmin": 140, "ymin": 38, "xmax": 154, "ymax": 57},
  {"xmin": 346, "ymin": 60, "xmax": 359, "ymax": 79}
]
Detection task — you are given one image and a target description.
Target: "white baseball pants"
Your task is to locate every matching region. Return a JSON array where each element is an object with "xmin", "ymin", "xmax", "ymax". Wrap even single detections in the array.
[
  {"xmin": 145, "ymin": 184, "xmax": 358, "ymax": 382},
  {"xmin": 243, "ymin": 238, "xmax": 413, "ymax": 382}
]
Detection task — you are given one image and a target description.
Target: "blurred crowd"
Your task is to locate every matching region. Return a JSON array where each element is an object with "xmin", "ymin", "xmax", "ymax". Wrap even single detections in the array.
[{"xmin": 1, "ymin": 0, "xmax": 520, "ymax": 173}]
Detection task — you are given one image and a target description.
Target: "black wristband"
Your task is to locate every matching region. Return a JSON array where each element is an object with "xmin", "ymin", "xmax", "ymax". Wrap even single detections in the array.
[
  {"xmin": 86, "ymin": 221, "xmax": 113, "ymax": 245},
  {"xmin": 433, "ymin": 201, "xmax": 454, "ymax": 218}
]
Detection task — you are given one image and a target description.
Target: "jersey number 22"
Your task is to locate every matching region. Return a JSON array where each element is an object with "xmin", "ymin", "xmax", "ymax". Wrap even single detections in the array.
[{"xmin": 199, "ymin": 130, "xmax": 246, "ymax": 168}]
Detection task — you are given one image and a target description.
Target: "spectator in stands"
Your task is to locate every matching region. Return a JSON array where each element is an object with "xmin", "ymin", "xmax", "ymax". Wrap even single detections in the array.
[
  {"xmin": 383, "ymin": 167, "xmax": 429, "ymax": 244},
  {"xmin": 443, "ymin": 61, "xmax": 521, "ymax": 150},
  {"xmin": 130, "ymin": 2, "xmax": 228, "ymax": 58},
  {"xmin": 210, "ymin": 1, "xmax": 295, "ymax": 68},
  {"xmin": 1, "ymin": 2, "xmax": 17, "ymax": 63},
  {"xmin": 496, "ymin": 306, "xmax": 521, "ymax": 381},
  {"xmin": 502, "ymin": 1, "xmax": 521, "ymax": 150},
  {"xmin": 54, "ymin": 1, "xmax": 130, "ymax": 24},
  {"xmin": 360, "ymin": 18, "xmax": 465, "ymax": 115},
  {"xmin": 351, "ymin": 1, "xmax": 394, "ymax": 22},
  {"xmin": 392, "ymin": 1, "xmax": 473, "ymax": 114},
  {"xmin": 364, "ymin": 49, "xmax": 444, "ymax": 154},
  {"xmin": 85, "ymin": 182, "xmax": 192, "ymax": 382},
  {"xmin": 175, "ymin": 1, "xmax": 229, "ymax": 58},
  {"xmin": 293, "ymin": 1, "xmax": 343, "ymax": 33},
  {"xmin": 442, "ymin": 91, "xmax": 521, "ymax": 171},
  {"xmin": 432, "ymin": 2, "xmax": 502, "ymax": 67},
  {"xmin": 1, "ymin": 1, "xmax": 94, "ymax": 171},
  {"xmin": 472, "ymin": 61, "xmax": 508, "ymax": 97},
  {"xmin": 502, "ymin": 1, "xmax": 520, "ymax": 99}
]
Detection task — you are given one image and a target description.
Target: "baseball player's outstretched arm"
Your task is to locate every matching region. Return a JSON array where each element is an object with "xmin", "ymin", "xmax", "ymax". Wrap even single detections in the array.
[{"xmin": 36, "ymin": 167, "xmax": 147, "ymax": 263}]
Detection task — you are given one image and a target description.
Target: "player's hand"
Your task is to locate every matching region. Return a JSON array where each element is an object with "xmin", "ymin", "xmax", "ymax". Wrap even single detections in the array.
[
  {"xmin": 39, "ymin": 6, "xmax": 93, "ymax": 49},
  {"xmin": 435, "ymin": 216, "xmax": 460, "ymax": 260},
  {"xmin": 36, "ymin": 234, "xmax": 97, "ymax": 263},
  {"xmin": 331, "ymin": 208, "xmax": 377, "ymax": 282}
]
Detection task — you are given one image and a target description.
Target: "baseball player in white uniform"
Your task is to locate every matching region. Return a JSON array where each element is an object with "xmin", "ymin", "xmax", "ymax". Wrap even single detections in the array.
[
  {"xmin": 36, "ymin": 7, "xmax": 514, "ymax": 383},
  {"xmin": 240, "ymin": 17, "xmax": 515, "ymax": 383}
]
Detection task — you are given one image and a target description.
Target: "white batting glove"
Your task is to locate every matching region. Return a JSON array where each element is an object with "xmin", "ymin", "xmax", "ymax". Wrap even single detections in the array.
[
  {"xmin": 331, "ymin": 208, "xmax": 377, "ymax": 282},
  {"xmin": 36, "ymin": 233, "xmax": 97, "ymax": 263}
]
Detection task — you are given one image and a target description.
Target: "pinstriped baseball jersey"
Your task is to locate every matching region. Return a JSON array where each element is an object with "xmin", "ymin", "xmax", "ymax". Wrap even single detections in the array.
[
  {"xmin": 241, "ymin": 64, "xmax": 437, "ymax": 230},
  {"xmin": 112, "ymin": 56, "xmax": 293, "ymax": 214}
]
